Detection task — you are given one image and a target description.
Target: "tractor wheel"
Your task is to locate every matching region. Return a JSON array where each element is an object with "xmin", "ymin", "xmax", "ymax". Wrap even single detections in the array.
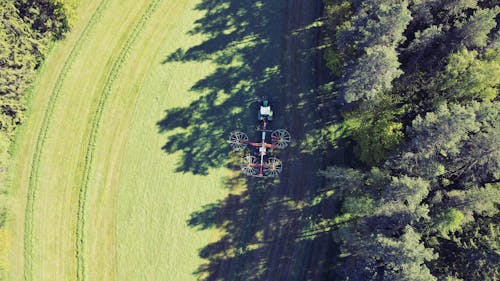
[
  {"xmin": 271, "ymin": 129, "xmax": 291, "ymax": 149},
  {"xmin": 229, "ymin": 131, "xmax": 248, "ymax": 151},
  {"xmin": 240, "ymin": 156, "xmax": 258, "ymax": 176},
  {"xmin": 263, "ymin": 157, "xmax": 282, "ymax": 177}
]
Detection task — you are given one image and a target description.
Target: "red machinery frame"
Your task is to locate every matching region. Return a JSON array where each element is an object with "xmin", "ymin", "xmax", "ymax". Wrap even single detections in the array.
[{"xmin": 228, "ymin": 98, "xmax": 291, "ymax": 177}]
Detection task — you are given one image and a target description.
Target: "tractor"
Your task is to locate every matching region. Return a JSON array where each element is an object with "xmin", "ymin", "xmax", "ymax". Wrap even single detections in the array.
[{"xmin": 229, "ymin": 97, "xmax": 291, "ymax": 177}]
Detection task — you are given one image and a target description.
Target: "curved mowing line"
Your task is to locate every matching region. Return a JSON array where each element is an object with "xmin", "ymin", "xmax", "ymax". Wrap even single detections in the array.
[
  {"xmin": 75, "ymin": 0, "xmax": 162, "ymax": 280},
  {"xmin": 23, "ymin": 1, "xmax": 111, "ymax": 280}
]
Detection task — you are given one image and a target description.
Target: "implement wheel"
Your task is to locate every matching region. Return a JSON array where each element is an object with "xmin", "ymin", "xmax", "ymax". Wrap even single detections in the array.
[
  {"xmin": 271, "ymin": 129, "xmax": 291, "ymax": 149},
  {"xmin": 263, "ymin": 157, "xmax": 282, "ymax": 177},
  {"xmin": 229, "ymin": 131, "xmax": 248, "ymax": 151},
  {"xmin": 240, "ymin": 156, "xmax": 258, "ymax": 176}
]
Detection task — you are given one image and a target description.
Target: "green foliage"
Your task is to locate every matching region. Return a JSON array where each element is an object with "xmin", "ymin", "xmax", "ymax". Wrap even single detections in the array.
[
  {"xmin": 431, "ymin": 215, "xmax": 500, "ymax": 281},
  {"xmin": 334, "ymin": 0, "xmax": 411, "ymax": 103},
  {"xmin": 392, "ymin": 102, "xmax": 499, "ymax": 186},
  {"xmin": 323, "ymin": 0, "xmax": 353, "ymax": 76},
  {"xmin": 392, "ymin": 2, "xmax": 499, "ymax": 118},
  {"xmin": 341, "ymin": 46, "xmax": 404, "ymax": 103},
  {"xmin": 406, "ymin": 25, "xmax": 444, "ymax": 53},
  {"xmin": 435, "ymin": 208, "xmax": 465, "ymax": 239},
  {"xmin": 376, "ymin": 226, "xmax": 437, "ymax": 281},
  {"xmin": 0, "ymin": 0, "xmax": 74, "ymax": 178},
  {"xmin": 381, "ymin": 176, "xmax": 430, "ymax": 220},
  {"xmin": 0, "ymin": 1, "xmax": 42, "ymax": 136},
  {"xmin": 0, "ymin": 0, "xmax": 75, "ymax": 139},
  {"xmin": 15, "ymin": 0, "xmax": 78, "ymax": 39},
  {"xmin": 324, "ymin": 167, "xmax": 436, "ymax": 279},
  {"xmin": 323, "ymin": 48, "xmax": 343, "ymax": 76},
  {"xmin": 0, "ymin": 8, "xmax": 49, "ymax": 273},
  {"xmin": 322, "ymin": 0, "xmax": 500, "ymax": 279},
  {"xmin": 344, "ymin": 112, "xmax": 403, "ymax": 166},
  {"xmin": 447, "ymin": 183, "xmax": 500, "ymax": 220},
  {"xmin": 324, "ymin": 160, "xmax": 498, "ymax": 279},
  {"xmin": 386, "ymin": 101, "xmax": 499, "ymax": 278},
  {"xmin": 458, "ymin": 7, "xmax": 500, "ymax": 49},
  {"xmin": 441, "ymin": 0, "xmax": 478, "ymax": 17},
  {"xmin": 341, "ymin": 93, "xmax": 404, "ymax": 166},
  {"xmin": 335, "ymin": 226, "xmax": 437, "ymax": 280},
  {"xmin": 336, "ymin": 0, "xmax": 411, "ymax": 51},
  {"xmin": 439, "ymin": 48, "xmax": 500, "ymax": 102},
  {"xmin": 340, "ymin": 195, "xmax": 374, "ymax": 217}
]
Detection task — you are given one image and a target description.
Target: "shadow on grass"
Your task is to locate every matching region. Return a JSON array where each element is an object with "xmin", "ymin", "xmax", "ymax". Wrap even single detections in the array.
[
  {"xmin": 157, "ymin": 0, "xmax": 345, "ymax": 279},
  {"xmin": 157, "ymin": 0, "xmax": 285, "ymax": 175}
]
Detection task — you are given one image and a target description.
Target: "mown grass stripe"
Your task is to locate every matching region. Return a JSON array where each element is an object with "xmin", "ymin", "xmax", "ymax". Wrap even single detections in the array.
[
  {"xmin": 23, "ymin": 1, "xmax": 111, "ymax": 280},
  {"xmin": 75, "ymin": 0, "xmax": 162, "ymax": 280}
]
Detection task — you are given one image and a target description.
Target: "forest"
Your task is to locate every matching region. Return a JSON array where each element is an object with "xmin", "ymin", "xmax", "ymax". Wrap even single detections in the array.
[
  {"xmin": 322, "ymin": 0, "xmax": 499, "ymax": 279},
  {"xmin": 0, "ymin": 0, "xmax": 498, "ymax": 280}
]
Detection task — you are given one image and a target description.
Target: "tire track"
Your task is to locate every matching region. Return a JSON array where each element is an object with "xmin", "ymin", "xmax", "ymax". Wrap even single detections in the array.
[
  {"xmin": 23, "ymin": 1, "xmax": 111, "ymax": 280},
  {"xmin": 75, "ymin": 0, "xmax": 161, "ymax": 280}
]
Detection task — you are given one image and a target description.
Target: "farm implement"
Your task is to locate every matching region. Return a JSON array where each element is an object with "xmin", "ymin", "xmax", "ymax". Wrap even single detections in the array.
[{"xmin": 229, "ymin": 97, "xmax": 291, "ymax": 177}]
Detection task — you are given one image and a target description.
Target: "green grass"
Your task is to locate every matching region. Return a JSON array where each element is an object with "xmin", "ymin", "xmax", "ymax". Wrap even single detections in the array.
[
  {"xmin": 6, "ymin": 0, "xmax": 229, "ymax": 280},
  {"xmin": 75, "ymin": 0, "xmax": 162, "ymax": 279},
  {"xmin": 22, "ymin": 0, "xmax": 111, "ymax": 279}
]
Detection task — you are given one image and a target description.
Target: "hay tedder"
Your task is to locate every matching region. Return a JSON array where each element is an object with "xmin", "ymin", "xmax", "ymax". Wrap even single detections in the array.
[{"xmin": 229, "ymin": 97, "xmax": 291, "ymax": 177}]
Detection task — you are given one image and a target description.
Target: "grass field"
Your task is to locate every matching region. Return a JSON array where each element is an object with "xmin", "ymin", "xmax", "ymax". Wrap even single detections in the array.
[
  {"xmin": 6, "ymin": 0, "xmax": 333, "ymax": 279},
  {"xmin": 6, "ymin": 0, "xmax": 230, "ymax": 280}
]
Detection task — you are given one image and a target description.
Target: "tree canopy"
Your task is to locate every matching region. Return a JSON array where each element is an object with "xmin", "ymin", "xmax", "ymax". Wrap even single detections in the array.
[{"xmin": 322, "ymin": 0, "xmax": 499, "ymax": 279}]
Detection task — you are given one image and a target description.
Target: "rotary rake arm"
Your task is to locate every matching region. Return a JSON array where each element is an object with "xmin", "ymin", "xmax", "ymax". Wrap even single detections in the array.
[
  {"xmin": 229, "ymin": 128, "xmax": 290, "ymax": 178},
  {"xmin": 230, "ymin": 129, "xmax": 291, "ymax": 150}
]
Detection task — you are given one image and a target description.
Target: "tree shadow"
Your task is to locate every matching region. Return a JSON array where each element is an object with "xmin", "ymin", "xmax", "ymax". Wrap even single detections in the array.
[
  {"xmin": 187, "ymin": 172, "xmax": 342, "ymax": 281},
  {"xmin": 157, "ymin": 0, "xmax": 286, "ymax": 175},
  {"xmin": 157, "ymin": 0, "xmax": 344, "ymax": 279}
]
